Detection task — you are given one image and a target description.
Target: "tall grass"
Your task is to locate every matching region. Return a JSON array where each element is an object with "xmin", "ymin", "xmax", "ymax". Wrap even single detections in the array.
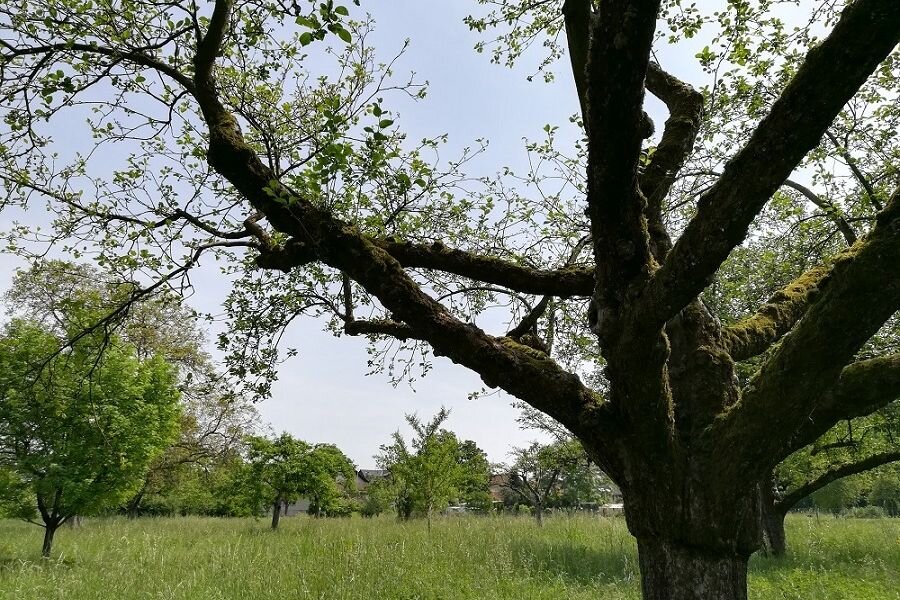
[{"xmin": 0, "ymin": 514, "xmax": 898, "ymax": 599}]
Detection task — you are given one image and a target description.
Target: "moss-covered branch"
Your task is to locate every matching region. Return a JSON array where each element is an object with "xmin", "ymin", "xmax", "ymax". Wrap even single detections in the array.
[
  {"xmin": 639, "ymin": 0, "xmax": 900, "ymax": 328},
  {"xmin": 641, "ymin": 62, "xmax": 704, "ymax": 259},
  {"xmin": 256, "ymin": 237, "xmax": 594, "ymax": 297},
  {"xmin": 716, "ymin": 194, "xmax": 900, "ymax": 478},
  {"xmin": 586, "ymin": 0, "xmax": 661, "ymax": 329},
  {"xmin": 186, "ymin": 26, "xmax": 617, "ymax": 462},
  {"xmin": 722, "ymin": 265, "xmax": 831, "ymax": 361}
]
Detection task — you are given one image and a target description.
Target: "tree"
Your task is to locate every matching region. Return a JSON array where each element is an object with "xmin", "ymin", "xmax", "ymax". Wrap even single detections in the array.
[
  {"xmin": 456, "ymin": 440, "xmax": 492, "ymax": 512},
  {"xmin": 303, "ymin": 443, "xmax": 357, "ymax": 517},
  {"xmin": 759, "ymin": 405, "xmax": 900, "ymax": 555},
  {"xmin": 2, "ymin": 260, "xmax": 260, "ymax": 518},
  {"xmin": 377, "ymin": 408, "xmax": 465, "ymax": 528},
  {"xmin": 2, "ymin": 0, "xmax": 900, "ymax": 596},
  {"xmin": 245, "ymin": 433, "xmax": 355, "ymax": 529},
  {"xmin": 502, "ymin": 440, "xmax": 583, "ymax": 525},
  {"xmin": 0, "ymin": 319, "xmax": 180, "ymax": 557},
  {"xmin": 869, "ymin": 468, "xmax": 900, "ymax": 516}
]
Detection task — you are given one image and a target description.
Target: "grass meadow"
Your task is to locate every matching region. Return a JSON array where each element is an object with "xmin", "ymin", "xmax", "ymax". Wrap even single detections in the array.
[{"xmin": 0, "ymin": 514, "xmax": 898, "ymax": 599}]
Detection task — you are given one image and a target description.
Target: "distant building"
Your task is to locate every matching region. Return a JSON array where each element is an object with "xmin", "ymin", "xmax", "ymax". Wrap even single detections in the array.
[{"xmin": 355, "ymin": 469, "xmax": 389, "ymax": 491}]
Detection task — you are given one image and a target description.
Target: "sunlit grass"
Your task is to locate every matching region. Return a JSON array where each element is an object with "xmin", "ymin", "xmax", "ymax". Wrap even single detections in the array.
[{"xmin": 0, "ymin": 514, "xmax": 898, "ymax": 599}]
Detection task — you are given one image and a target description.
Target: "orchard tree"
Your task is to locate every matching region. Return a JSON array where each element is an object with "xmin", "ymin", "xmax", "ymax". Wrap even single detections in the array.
[
  {"xmin": 869, "ymin": 466, "xmax": 900, "ymax": 516},
  {"xmin": 377, "ymin": 408, "xmax": 465, "ymax": 527},
  {"xmin": 2, "ymin": 260, "xmax": 260, "ymax": 518},
  {"xmin": 2, "ymin": 0, "xmax": 900, "ymax": 597},
  {"xmin": 245, "ymin": 433, "xmax": 354, "ymax": 528},
  {"xmin": 0, "ymin": 318, "xmax": 180, "ymax": 557},
  {"xmin": 456, "ymin": 439, "xmax": 492, "ymax": 511},
  {"xmin": 760, "ymin": 404, "xmax": 900, "ymax": 555},
  {"xmin": 502, "ymin": 439, "xmax": 583, "ymax": 524}
]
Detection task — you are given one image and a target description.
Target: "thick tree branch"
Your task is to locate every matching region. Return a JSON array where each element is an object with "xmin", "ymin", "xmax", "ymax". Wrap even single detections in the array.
[
  {"xmin": 809, "ymin": 354, "xmax": 900, "ymax": 433},
  {"xmin": 186, "ymin": 29, "xmax": 619, "ymax": 463},
  {"xmin": 641, "ymin": 63, "xmax": 704, "ymax": 259},
  {"xmin": 717, "ymin": 193, "xmax": 900, "ymax": 477},
  {"xmin": 194, "ymin": 0, "xmax": 233, "ymax": 83},
  {"xmin": 563, "ymin": 0, "xmax": 592, "ymax": 121},
  {"xmin": 722, "ymin": 264, "xmax": 831, "ymax": 361},
  {"xmin": 586, "ymin": 0, "xmax": 661, "ymax": 323},
  {"xmin": 256, "ymin": 238, "xmax": 594, "ymax": 297},
  {"xmin": 640, "ymin": 0, "xmax": 900, "ymax": 327},
  {"xmin": 777, "ymin": 449, "xmax": 900, "ymax": 512}
]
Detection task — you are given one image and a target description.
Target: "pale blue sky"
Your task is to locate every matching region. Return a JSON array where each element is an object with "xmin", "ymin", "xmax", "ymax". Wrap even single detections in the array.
[{"xmin": 0, "ymin": 1, "xmax": 708, "ymax": 468}]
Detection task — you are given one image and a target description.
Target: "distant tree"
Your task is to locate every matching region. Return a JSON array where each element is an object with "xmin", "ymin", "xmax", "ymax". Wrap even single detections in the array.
[
  {"xmin": 303, "ymin": 444, "xmax": 357, "ymax": 517},
  {"xmin": 359, "ymin": 478, "xmax": 394, "ymax": 518},
  {"xmin": 378, "ymin": 408, "xmax": 465, "ymax": 528},
  {"xmin": 0, "ymin": 318, "xmax": 180, "ymax": 557},
  {"xmin": 2, "ymin": 260, "xmax": 260, "ymax": 518},
  {"xmin": 502, "ymin": 439, "xmax": 583, "ymax": 525},
  {"xmin": 869, "ymin": 468, "xmax": 900, "ymax": 516},
  {"xmin": 760, "ymin": 405, "xmax": 900, "ymax": 555},
  {"xmin": 456, "ymin": 440, "xmax": 492, "ymax": 512},
  {"xmin": 245, "ymin": 433, "xmax": 355, "ymax": 529}
]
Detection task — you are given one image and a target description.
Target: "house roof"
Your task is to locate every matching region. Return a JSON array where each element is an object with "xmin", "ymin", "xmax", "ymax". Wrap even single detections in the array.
[{"xmin": 357, "ymin": 469, "xmax": 389, "ymax": 482}]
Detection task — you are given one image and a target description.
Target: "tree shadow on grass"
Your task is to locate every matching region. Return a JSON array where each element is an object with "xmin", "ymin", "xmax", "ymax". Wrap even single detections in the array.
[{"xmin": 509, "ymin": 538, "xmax": 640, "ymax": 586}]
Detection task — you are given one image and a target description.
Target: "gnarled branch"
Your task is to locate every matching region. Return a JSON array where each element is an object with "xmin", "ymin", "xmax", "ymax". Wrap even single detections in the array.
[{"xmin": 640, "ymin": 0, "xmax": 900, "ymax": 328}]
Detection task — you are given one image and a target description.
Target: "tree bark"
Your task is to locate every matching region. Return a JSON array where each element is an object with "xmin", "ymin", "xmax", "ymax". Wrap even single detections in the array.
[
  {"xmin": 761, "ymin": 507, "xmax": 787, "ymax": 557},
  {"xmin": 534, "ymin": 503, "xmax": 544, "ymax": 526},
  {"xmin": 41, "ymin": 523, "xmax": 58, "ymax": 558},
  {"xmin": 637, "ymin": 538, "xmax": 749, "ymax": 600},
  {"xmin": 271, "ymin": 500, "xmax": 281, "ymax": 530}
]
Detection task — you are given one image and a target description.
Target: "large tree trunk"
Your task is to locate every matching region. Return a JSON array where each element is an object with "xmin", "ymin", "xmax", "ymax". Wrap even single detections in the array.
[
  {"xmin": 616, "ymin": 462, "xmax": 761, "ymax": 600},
  {"xmin": 534, "ymin": 503, "xmax": 544, "ymax": 526},
  {"xmin": 637, "ymin": 538, "xmax": 748, "ymax": 600},
  {"xmin": 271, "ymin": 500, "xmax": 281, "ymax": 530},
  {"xmin": 41, "ymin": 523, "xmax": 58, "ymax": 558}
]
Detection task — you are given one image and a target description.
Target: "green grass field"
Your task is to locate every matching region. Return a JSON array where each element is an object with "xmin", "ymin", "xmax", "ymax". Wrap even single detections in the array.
[{"xmin": 0, "ymin": 515, "xmax": 898, "ymax": 599}]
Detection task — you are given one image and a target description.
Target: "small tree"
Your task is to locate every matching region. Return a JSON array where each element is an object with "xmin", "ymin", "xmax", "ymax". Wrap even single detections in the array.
[
  {"xmin": 245, "ymin": 433, "xmax": 355, "ymax": 528},
  {"xmin": 0, "ymin": 319, "xmax": 180, "ymax": 557},
  {"xmin": 503, "ymin": 439, "xmax": 583, "ymax": 525},
  {"xmin": 870, "ymin": 469, "xmax": 900, "ymax": 516},
  {"xmin": 378, "ymin": 408, "xmax": 465, "ymax": 528},
  {"xmin": 456, "ymin": 440, "xmax": 492, "ymax": 512}
]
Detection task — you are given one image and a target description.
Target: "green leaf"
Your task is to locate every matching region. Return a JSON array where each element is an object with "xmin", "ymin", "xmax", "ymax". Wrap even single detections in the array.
[
  {"xmin": 334, "ymin": 6, "xmax": 349, "ymax": 16},
  {"xmin": 336, "ymin": 27, "xmax": 352, "ymax": 44},
  {"xmin": 378, "ymin": 119, "xmax": 394, "ymax": 128}
]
